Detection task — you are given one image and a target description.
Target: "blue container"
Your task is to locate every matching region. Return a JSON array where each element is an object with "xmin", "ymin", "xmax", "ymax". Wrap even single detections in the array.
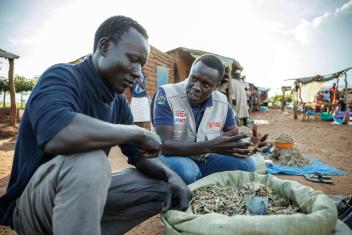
[{"xmin": 320, "ymin": 112, "xmax": 333, "ymax": 121}]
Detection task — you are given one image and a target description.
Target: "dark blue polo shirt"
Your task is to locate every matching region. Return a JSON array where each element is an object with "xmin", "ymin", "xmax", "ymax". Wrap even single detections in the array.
[
  {"xmin": 0, "ymin": 56, "xmax": 142, "ymax": 227},
  {"xmin": 153, "ymin": 87, "xmax": 236, "ymax": 131}
]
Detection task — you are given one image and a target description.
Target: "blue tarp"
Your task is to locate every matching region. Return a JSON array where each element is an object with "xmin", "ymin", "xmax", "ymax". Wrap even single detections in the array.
[{"xmin": 266, "ymin": 156, "xmax": 348, "ymax": 175}]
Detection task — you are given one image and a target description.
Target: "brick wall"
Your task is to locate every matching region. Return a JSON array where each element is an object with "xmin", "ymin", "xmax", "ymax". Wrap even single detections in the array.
[{"xmin": 124, "ymin": 45, "xmax": 176, "ymax": 100}]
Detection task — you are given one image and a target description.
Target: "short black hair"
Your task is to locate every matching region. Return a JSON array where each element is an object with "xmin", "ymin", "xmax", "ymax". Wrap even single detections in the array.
[
  {"xmin": 193, "ymin": 54, "xmax": 225, "ymax": 80},
  {"xmin": 93, "ymin": 15, "xmax": 148, "ymax": 52}
]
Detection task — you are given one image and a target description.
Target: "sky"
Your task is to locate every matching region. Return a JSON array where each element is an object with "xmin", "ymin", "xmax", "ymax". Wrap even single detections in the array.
[{"xmin": 0, "ymin": 0, "xmax": 352, "ymax": 94}]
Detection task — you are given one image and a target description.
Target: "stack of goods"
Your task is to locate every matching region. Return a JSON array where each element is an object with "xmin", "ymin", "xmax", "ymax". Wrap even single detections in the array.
[{"xmin": 271, "ymin": 134, "xmax": 312, "ymax": 166}]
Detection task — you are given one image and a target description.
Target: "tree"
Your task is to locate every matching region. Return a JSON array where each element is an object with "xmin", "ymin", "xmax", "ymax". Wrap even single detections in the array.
[
  {"xmin": 0, "ymin": 79, "xmax": 8, "ymax": 107},
  {"xmin": 14, "ymin": 75, "xmax": 36, "ymax": 108},
  {"xmin": 0, "ymin": 75, "xmax": 37, "ymax": 108}
]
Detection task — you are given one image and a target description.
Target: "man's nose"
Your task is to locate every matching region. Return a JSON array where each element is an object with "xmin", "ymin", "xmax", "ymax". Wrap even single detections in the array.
[
  {"xmin": 192, "ymin": 81, "xmax": 201, "ymax": 91},
  {"xmin": 131, "ymin": 64, "xmax": 142, "ymax": 80}
]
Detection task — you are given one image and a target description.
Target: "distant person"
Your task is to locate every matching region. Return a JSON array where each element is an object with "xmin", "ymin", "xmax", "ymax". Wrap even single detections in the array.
[
  {"xmin": 231, "ymin": 73, "xmax": 250, "ymax": 126},
  {"xmin": 129, "ymin": 74, "xmax": 151, "ymax": 130},
  {"xmin": 322, "ymin": 90, "xmax": 333, "ymax": 114},
  {"xmin": 0, "ymin": 15, "xmax": 191, "ymax": 235},
  {"xmin": 334, "ymin": 101, "xmax": 350, "ymax": 125},
  {"xmin": 153, "ymin": 54, "xmax": 270, "ymax": 184},
  {"xmin": 329, "ymin": 83, "xmax": 340, "ymax": 115},
  {"xmin": 329, "ymin": 83, "xmax": 339, "ymax": 104},
  {"xmin": 323, "ymin": 90, "xmax": 331, "ymax": 102}
]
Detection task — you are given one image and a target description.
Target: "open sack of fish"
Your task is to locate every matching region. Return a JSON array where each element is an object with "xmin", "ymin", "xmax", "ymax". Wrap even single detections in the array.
[
  {"xmin": 269, "ymin": 133, "xmax": 312, "ymax": 167},
  {"xmin": 162, "ymin": 171, "xmax": 338, "ymax": 235}
]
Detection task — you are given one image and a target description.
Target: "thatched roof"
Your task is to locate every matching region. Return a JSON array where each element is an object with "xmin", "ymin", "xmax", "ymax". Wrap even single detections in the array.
[{"xmin": 0, "ymin": 48, "xmax": 19, "ymax": 60}]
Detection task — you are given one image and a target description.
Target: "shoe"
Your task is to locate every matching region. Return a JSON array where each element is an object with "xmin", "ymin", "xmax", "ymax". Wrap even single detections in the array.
[{"xmin": 304, "ymin": 172, "xmax": 334, "ymax": 184}]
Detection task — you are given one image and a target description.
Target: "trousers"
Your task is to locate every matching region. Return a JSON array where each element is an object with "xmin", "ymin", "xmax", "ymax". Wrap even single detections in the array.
[
  {"xmin": 13, "ymin": 150, "xmax": 168, "ymax": 235},
  {"xmin": 160, "ymin": 153, "xmax": 256, "ymax": 184}
]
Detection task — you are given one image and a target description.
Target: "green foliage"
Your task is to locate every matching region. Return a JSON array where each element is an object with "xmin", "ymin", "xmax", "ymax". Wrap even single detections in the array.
[
  {"xmin": 0, "ymin": 79, "xmax": 8, "ymax": 91},
  {"xmin": 15, "ymin": 75, "xmax": 36, "ymax": 92},
  {"xmin": 0, "ymin": 75, "xmax": 37, "ymax": 92},
  {"xmin": 270, "ymin": 94, "xmax": 292, "ymax": 103}
]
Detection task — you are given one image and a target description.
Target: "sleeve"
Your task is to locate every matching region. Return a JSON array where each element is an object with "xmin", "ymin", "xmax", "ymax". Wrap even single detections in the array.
[
  {"xmin": 223, "ymin": 104, "xmax": 237, "ymax": 129},
  {"xmin": 116, "ymin": 96, "xmax": 144, "ymax": 166},
  {"xmin": 153, "ymin": 87, "xmax": 174, "ymax": 126},
  {"xmin": 27, "ymin": 65, "xmax": 80, "ymax": 149}
]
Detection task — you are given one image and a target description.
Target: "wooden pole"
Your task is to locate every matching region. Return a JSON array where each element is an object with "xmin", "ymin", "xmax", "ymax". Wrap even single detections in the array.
[
  {"xmin": 8, "ymin": 58, "xmax": 16, "ymax": 126},
  {"xmin": 344, "ymin": 73, "xmax": 348, "ymax": 104},
  {"xmin": 336, "ymin": 77, "xmax": 339, "ymax": 101},
  {"xmin": 293, "ymin": 82, "xmax": 298, "ymax": 119},
  {"xmin": 3, "ymin": 91, "xmax": 5, "ymax": 107},
  {"xmin": 281, "ymin": 89, "xmax": 285, "ymax": 111}
]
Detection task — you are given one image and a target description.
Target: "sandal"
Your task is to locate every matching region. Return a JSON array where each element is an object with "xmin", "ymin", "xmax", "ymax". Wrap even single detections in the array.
[{"xmin": 304, "ymin": 172, "xmax": 334, "ymax": 184}]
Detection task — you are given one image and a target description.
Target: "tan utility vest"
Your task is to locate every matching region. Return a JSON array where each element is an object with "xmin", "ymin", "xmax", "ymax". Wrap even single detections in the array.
[{"xmin": 162, "ymin": 80, "xmax": 229, "ymax": 145}]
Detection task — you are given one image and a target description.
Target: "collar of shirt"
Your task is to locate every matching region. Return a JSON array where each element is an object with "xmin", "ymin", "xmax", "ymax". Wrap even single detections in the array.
[
  {"xmin": 190, "ymin": 94, "xmax": 213, "ymax": 109},
  {"xmin": 77, "ymin": 55, "xmax": 116, "ymax": 102},
  {"xmin": 190, "ymin": 94, "xmax": 213, "ymax": 131}
]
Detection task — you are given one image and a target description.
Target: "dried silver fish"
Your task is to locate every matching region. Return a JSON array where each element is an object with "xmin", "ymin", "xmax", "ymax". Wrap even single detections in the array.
[
  {"xmin": 190, "ymin": 183, "xmax": 301, "ymax": 216},
  {"xmin": 275, "ymin": 133, "xmax": 295, "ymax": 143},
  {"xmin": 271, "ymin": 148, "xmax": 312, "ymax": 166}
]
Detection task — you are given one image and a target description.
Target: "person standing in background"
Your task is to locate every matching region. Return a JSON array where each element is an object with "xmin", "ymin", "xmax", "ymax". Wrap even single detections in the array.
[
  {"xmin": 130, "ymin": 74, "xmax": 151, "ymax": 130},
  {"xmin": 231, "ymin": 71, "xmax": 250, "ymax": 126}
]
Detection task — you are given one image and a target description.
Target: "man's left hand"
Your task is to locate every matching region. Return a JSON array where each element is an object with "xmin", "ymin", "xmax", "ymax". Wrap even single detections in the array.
[{"xmin": 163, "ymin": 173, "xmax": 192, "ymax": 212}]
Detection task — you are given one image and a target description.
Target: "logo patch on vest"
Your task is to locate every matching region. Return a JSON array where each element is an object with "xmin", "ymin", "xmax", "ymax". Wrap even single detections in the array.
[
  {"xmin": 208, "ymin": 121, "xmax": 221, "ymax": 128},
  {"xmin": 174, "ymin": 110, "xmax": 187, "ymax": 124},
  {"xmin": 156, "ymin": 95, "xmax": 167, "ymax": 105}
]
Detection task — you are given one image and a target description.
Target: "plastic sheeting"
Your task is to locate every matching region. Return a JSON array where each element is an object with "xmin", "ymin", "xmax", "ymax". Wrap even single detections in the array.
[{"xmin": 265, "ymin": 156, "xmax": 347, "ymax": 176}]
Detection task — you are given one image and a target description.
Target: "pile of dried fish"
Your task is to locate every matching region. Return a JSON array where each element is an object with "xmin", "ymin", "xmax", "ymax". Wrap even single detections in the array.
[
  {"xmin": 190, "ymin": 182, "xmax": 300, "ymax": 216},
  {"xmin": 275, "ymin": 133, "xmax": 295, "ymax": 143},
  {"xmin": 271, "ymin": 148, "xmax": 312, "ymax": 166}
]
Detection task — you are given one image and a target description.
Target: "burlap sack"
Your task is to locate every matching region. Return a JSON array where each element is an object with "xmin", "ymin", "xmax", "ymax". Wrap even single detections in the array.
[{"xmin": 162, "ymin": 171, "xmax": 338, "ymax": 235}]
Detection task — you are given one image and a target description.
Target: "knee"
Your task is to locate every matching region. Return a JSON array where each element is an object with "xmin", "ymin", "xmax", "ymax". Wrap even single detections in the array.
[
  {"xmin": 61, "ymin": 150, "xmax": 111, "ymax": 190},
  {"xmin": 180, "ymin": 168, "xmax": 201, "ymax": 185},
  {"xmin": 243, "ymin": 158, "xmax": 257, "ymax": 172},
  {"xmin": 160, "ymin": 156, "xmax": 201, "ymax": 184}
]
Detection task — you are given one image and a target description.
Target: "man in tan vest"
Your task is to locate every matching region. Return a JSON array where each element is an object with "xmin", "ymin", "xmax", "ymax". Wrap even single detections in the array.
[{"xmin": 153, "ymin": 54, "xmax": 258, "ymax": 184}]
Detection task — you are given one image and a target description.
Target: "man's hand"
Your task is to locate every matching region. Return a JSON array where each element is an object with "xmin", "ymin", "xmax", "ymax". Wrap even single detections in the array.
[
  {"xmin": 137, "ymin": 127, "xmax": 162, "ymax": 158},
  {"xmin": 207, "ymin": 129, "xmax": 251, "ymax": 158},
  {"xmin": 163, "ymin": 173, "xmax": 192, "ymax": 211},
  {"xmin": 250, "ymin": 125, "xmax": 272, "ymax": 153},
  {"xmin": 135, "ymin": 158, "xmax": 192, "ymax": 212}
]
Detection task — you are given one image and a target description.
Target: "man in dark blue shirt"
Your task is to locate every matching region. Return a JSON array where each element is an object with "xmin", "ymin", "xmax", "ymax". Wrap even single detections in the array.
[{"xmin": 0, "ymin": 15, "xmax": 191, "ymax": 235}]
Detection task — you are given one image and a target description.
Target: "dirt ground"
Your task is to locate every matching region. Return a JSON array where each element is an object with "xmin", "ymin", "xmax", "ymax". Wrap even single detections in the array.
[{"xmin": 0, "ymin": 109, "xmax": 351, "ymax": 234}]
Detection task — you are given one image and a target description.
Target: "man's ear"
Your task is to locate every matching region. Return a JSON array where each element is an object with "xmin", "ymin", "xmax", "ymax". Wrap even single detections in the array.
[{"xmin": 97, "ymin": 37, "xmax": 110, "ymax": 56}]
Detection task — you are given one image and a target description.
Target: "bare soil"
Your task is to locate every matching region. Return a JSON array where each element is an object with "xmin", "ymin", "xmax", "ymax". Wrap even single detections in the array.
[{"xmin": 1, "ymin": 109, "xmax": 351, "ymax": 234}]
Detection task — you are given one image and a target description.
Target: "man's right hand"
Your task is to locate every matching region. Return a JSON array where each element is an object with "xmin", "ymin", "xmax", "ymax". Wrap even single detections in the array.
[
  {"xmin": 137, "ymin": 127, "xmax": 162, "ymax": 158},
  {"xmin": 207, "ymin": 129, "xmax": 251, "ymax": 158}
]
